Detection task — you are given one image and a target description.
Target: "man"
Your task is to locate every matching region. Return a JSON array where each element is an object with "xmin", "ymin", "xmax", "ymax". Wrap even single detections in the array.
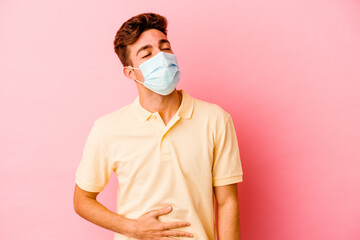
[{"xmin": 73, "ymin": 12, "xmax": 243, "ymax": 240}]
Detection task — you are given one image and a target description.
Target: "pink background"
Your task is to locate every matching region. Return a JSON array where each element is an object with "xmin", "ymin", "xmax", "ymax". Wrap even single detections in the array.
[{"xmin": 1, "ymin": 0, "xmax": 359, "ymax": 239}]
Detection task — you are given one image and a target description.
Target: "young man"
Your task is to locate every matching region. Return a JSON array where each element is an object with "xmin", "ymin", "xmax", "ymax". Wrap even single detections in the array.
[{"xmin": 73, "ymin": 12, "xmax": 243, "ymax": 240}]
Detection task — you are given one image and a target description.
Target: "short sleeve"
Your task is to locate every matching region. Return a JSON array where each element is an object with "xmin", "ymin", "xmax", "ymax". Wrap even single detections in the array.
[
  {"xmin": 75, "ymin": 119, "xmax": 113, "ymax": 192},
  {"xmin": 212, "ymin": 115, "xmax": 243, "ymax": 187}
]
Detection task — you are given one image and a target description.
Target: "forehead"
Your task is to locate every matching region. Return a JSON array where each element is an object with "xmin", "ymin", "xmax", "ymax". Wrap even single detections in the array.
[{"xmin": 128, "ymin": 29, "xmax": 169, "ymax": 56}]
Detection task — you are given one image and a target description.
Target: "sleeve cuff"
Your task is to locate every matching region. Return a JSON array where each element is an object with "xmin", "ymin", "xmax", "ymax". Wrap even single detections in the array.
[
  {"xmin": 75, "ymin": 178, "xmax": 104, "ymax": 193},
  {"xmin": 213, "ymin": 175, "xmax": 243, "ymax": 187}
]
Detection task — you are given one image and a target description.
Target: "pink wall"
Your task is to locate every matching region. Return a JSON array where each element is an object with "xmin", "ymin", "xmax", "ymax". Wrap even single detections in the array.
[{"xmin": 1, "ymin": 0, "xmax": 359, "ymax": 239}]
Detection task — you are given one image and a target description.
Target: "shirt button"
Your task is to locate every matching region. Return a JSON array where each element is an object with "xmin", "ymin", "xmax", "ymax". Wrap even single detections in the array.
[{"xmin": 152, "ymin": 115, "xmax": 157, "ymax": 119}]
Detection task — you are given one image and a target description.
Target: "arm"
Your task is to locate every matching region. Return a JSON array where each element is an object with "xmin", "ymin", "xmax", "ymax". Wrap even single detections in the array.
[
  {"xmin": 73, "ymin": 184, "xmax": 133, "ymax": 235},
  {"xmin": 73, "ymin": 184, "xmax": 193, "ymax": 239},
  {"xmin": 213, "ymin": 183, "xmax": 241, "ymax": 240}
]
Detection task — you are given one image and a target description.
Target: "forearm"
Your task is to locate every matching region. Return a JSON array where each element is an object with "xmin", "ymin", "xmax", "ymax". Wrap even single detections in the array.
[
  {"xmin": 217, "ymin": 199, "xmax": 241, "ymax": 240},
  {"xmin": 74, "ymin": 196, "xmax": 134, "ymax": 236}
]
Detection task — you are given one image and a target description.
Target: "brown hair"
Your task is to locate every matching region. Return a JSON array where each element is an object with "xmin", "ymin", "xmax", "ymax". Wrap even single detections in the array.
[{"xmin": 113, "ymin": 12, "xmax": 168, "ymax": 67}]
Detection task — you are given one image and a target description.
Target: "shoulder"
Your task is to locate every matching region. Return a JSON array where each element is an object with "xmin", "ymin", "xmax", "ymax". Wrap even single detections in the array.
[
  {"xmin": 190, "ymin": 96, "xmax": 234, "ymax": 145},
  {"xmin": 192, "ymin": 96, "xmax": 231, "ymax": 122},
  {"xmin": 92, "ymin": 102, "xmax": 133, "ymax": 132}
]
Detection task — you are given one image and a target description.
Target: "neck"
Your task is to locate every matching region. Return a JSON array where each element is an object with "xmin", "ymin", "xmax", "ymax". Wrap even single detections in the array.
[{"xmin": 138, "ymin": 89, "xmax": 183, "ymax": 124}]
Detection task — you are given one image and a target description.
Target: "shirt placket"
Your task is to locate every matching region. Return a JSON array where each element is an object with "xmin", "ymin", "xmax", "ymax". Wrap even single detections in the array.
[{"xmin": 149, "ymin": 112, "xmax": 181, "ymax": 161}]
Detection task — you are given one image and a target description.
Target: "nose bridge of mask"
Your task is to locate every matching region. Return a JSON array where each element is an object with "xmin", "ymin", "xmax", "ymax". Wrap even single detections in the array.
[
  {"xmin": 128, "ymin": 52, "xmax": 176, "ymax": 71},
  {"xmin": 140, "ymin": 52, "xmax": 175, "ymax": 76}
]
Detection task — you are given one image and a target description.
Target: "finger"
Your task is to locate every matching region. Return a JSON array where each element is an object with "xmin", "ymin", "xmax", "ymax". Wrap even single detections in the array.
[
  {"xmin": 151, "ymin": 205, "xmax": 172, "ymax": 217},
  {"xmin": 163, "ymin": 221, "xmax": 191, "ymax": 229},
  {"xmin": 161, "ymin": 230, "xmax": 193, "ymax": 238}
]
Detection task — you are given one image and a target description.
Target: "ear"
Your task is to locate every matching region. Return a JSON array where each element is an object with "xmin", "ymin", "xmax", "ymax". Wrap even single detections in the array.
[{"xmin": 125, "ymin": 66, "xmax": 140, "ymax": 81}]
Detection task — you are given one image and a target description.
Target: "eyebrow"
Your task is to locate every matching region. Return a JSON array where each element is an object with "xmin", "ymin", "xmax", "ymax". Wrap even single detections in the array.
[
  {"xmin": 159, "ymin": 39, "xmax": 170, "ymax": 45},
  {"xmin": 135, "ymin": 39, "xmax": 171, "ymax": 57}
]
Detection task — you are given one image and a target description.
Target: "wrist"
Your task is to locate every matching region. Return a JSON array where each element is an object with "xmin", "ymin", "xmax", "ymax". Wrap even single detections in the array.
[{"xmin": 121, "ymin": 217, "xmax": 137, "ymax": 237}]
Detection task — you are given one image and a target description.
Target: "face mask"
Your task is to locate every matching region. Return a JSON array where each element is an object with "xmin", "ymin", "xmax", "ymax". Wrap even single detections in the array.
[{"xmin": 128, "ymin": 51, "xmax": 181, "ymax": 95}]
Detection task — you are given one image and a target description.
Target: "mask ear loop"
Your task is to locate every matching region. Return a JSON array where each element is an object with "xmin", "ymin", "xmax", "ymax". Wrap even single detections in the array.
[
  {"xmin": 127, "ymin": 66, "xmax": 143, "ymax": 84},
  {"xmin": 127, "ymin": 66, "xmax": 140, "ymax": 70}
]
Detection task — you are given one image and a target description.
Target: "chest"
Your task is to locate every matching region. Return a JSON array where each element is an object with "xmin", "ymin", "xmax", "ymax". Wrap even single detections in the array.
[{"xmin": 108, "ymin": 119, "xmax": 215, "ymax": 183}]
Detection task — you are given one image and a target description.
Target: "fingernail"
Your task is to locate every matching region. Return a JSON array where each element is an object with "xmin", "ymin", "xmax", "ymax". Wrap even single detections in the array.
[{"xmin": 167, "ymin": 206, "xmax": 172, "ymax": 210}]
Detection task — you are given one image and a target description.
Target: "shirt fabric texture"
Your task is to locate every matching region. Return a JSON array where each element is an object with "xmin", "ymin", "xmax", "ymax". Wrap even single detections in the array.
[{"xmin": 75, "ymin": 89, "xmax": 243, "ymax": 240}]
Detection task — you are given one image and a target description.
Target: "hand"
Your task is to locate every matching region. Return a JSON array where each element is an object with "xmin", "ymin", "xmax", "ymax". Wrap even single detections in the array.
[{"xmin": 128, "ymin": 205, "xmax": 193, "ymax": 239}]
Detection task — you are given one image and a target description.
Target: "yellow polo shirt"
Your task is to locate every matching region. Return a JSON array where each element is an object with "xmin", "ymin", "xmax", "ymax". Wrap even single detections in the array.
[{"xmin": 75, "ymin": 89, "xmax": 243, "ymax": 240}]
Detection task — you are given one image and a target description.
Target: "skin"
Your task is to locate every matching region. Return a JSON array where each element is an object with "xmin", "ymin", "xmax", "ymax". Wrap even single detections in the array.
[
  {"xmin": 73, "ymin": 28, "xmax": 241, "ymax": 239},
  {"xmin": 214, "ymin": 184, "xmax": 241, "ymax": 239}
]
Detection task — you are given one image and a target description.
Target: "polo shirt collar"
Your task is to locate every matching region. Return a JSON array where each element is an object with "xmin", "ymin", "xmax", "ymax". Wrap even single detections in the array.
[{"xmin": 131, "ymin": 89, "xmax": 194, "ymax": 122}]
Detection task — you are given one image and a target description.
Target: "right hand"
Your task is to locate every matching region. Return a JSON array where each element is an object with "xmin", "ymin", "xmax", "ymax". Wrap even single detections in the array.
[{"xmin": 128, "ymin": 205, "xmax": 194, "ymax": 239}]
